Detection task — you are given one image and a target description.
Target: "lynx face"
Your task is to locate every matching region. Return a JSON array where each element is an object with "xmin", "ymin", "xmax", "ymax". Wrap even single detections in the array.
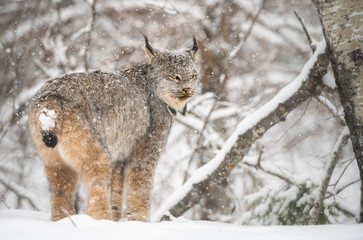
[{"xmin": 145, "ymin": 38, "xmax": 199, "ymax": 113}]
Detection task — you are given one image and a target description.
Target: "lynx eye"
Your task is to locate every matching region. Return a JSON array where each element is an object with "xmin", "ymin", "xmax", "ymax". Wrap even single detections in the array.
[
  {"xmin": 189, "ymin": 74, "xmax": 196, "ymax": 80},
  {"xmin": 169, "ymin": 74, "xmax": 181, "ymax": 82}
]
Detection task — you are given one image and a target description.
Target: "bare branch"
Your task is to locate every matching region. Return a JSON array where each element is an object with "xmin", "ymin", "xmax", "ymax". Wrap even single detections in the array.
[
  {"xmin": 174, "ymin": 118, "xmax": 201, "ymax": 134},
  {"xmin": 326, "ymin": 179, "xmax": 360, "ymax": 199},
  {"xmin": 294, "ymin": 11, "xmax": 316, "ymax": 53},
  {"xmin": 334, "ymin": 204, "xmax": 358, "ymax": 219},
  {"xmin": 229, "ymin": 0, "xmax": 266, "ymax": 59},
  {"xmin": 34, "ymin": 58, "xmax": 57, "ymax": 79},
  {"xmin": 0, "ymin": 102, "xmax": 27, "ymax": 144},
  {"xmin": 84, "ymin": 0, "xmax": 97, "ymax": 71},
  {"xmin": 315, "ymin": 95, "xmax": 346, "ymax": 126},
  {"xmin": 331, "ymin": 157, "xmax": 355, "ymax": 189},
  {"xmin": 242, "ymin": 158, "xmax": 297, "ymax": 186},
  {"xmin": 275, "ymin": 98, "xmax": 312, "ymax": 143},
  {"xmin": 0, "ymin": 193, "xmax": 9, "ymax": 209},
  {"xmin": 309, "ymin": 128, "xmax": 350, "ymax": 225},
  {"xmin": 0, "ymin": 177, "xmax": 39, "ymax": 211},
  {"xmin": 61, "ymin": 208, "xmax": 78, "ymax": 228}
]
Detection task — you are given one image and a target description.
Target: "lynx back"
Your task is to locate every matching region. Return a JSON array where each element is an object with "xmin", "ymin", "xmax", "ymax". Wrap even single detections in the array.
[{"xmin": 29, "ymin": 37, "xmax": 199, "ymax": 221}]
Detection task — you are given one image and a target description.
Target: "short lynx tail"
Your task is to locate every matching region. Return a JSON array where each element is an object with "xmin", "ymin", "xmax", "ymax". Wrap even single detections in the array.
[
  {"xmin": 42, "ymin": 132, "xmax": 58, "ymax": 148},
  {"xmin": 31, "ymin": 96, "xmax": 63, "ymax": 148}
]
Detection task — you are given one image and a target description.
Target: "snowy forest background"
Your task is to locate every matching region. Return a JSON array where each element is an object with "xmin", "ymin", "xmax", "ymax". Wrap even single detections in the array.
[{"xmin": 0, "ymin": 0, "xmax": 360, "ymax": 225}]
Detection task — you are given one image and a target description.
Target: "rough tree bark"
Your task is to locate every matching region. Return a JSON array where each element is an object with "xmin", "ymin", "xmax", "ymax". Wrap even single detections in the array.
[
  {"xmin": 315, "ymin": 0, "xmax": 363, "ymax": 222},
  {"xmin": 155, "ymin": 44, "xmax": 330, "ymax": 221}
]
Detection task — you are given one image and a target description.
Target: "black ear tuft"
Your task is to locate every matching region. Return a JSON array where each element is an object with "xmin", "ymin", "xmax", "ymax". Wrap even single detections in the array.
[
  {"xmin": 143, "ymin": 35, "xmax": 154, "ymax": 56},
  {"xmin": 191, "ymin": 35, "xmax": 199, "ymax": 60},
  {"xmin": 191, "ymin": 35, "xmax": 198, "ymax": 54}
]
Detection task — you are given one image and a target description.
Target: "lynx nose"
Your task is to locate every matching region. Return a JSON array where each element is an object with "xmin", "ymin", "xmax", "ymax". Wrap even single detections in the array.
[{"xmin": 182, "ymin": 87, "xmax": 192, "ymax": 94}]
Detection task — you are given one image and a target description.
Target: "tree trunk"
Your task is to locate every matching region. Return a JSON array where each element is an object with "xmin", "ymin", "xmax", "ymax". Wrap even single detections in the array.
[{"xmin": 315, "ymin": 0, "xmax": 363, "ymax": 222}]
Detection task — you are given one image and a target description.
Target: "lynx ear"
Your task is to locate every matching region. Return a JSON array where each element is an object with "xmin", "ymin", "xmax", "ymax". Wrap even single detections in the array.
[
  {"xmin": 143, "ymin": 35, "xmax": 155, "ymax": 58},
  {"xmin": 191, "ymin": 35, "xmax": 199, "ymax": 61}
]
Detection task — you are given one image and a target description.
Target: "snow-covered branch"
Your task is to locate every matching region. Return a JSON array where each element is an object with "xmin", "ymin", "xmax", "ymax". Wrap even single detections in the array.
[{"xmin": 153, "ymin": 41, "xmax": 329, "ymax": 222}]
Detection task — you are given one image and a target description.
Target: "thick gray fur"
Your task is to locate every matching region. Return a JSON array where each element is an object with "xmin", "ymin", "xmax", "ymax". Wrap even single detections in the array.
[{"xmin": 29, "ymin": 37, "xmax": 199, "ymax": 221}]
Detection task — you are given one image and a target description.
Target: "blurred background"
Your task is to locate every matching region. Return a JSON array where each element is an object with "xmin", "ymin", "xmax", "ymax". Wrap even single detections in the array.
[{"xmin": 0, "ymin": 0, "xmax": 360, "ymax": 224}]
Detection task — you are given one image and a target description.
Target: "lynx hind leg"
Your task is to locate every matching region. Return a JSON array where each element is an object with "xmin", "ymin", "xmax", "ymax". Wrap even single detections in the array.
[
  {"xmin": 59, "ymin": 112, "xmax": 112, "ymax": 220},
  {"xmin": 82, "ymin": 152, "xmax": 112, "ymax": 220},
  {"xmin": 30, "ymin": 112, "xmax": 78, "ymax": 221},
  {"xmin": 45, "ymin": 161, "xmax": 79, "ymax": 221},
  {"xmin": 111, "ymin": 161, "xmax": 125, "ymax": 221}
]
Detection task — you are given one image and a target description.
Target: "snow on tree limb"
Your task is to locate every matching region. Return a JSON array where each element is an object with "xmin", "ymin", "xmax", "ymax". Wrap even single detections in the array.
[{"xmin": 152, "ymin": 41, "xmax": 329, "ymax": 222}]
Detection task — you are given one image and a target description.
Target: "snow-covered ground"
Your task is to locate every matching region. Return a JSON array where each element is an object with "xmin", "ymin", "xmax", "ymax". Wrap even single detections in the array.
[{"xmin": 1, "ymin": 210, "xmax": 362, "ymax": 240}]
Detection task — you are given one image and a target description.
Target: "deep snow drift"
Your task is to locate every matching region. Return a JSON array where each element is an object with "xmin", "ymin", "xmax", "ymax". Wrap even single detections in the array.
[{"xmin": 1, "ymin": 210, "xmax": 362, "ymax": 240}]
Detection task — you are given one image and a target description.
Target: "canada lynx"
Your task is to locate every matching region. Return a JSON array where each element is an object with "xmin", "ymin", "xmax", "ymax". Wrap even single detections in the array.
[{"xmin": 29, "ymin": 36, "xmax": 199, "ymax": 221}]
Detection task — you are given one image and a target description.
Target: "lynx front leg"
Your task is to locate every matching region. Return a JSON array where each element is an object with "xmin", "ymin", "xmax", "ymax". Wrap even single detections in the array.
[
  {"xmin": 111, "ymin": 161, "xmax": 125, "ymax": 221},
  {"xmin": 124, "ymin": 159, "xmax": 156, "ymax": 222},
  {"xmin": 45, "ymin": 162, "xmax": 79, "ymax": 221}
]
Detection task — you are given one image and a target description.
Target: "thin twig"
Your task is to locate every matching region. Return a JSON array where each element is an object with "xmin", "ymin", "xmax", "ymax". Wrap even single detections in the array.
[
  {"xmin": 331, "ymin": 157, "xmax": 355, "ymax": 189},
  {"xmin": 256, "ymin": 145, "xmax": 263, "ymax": 168},
  {"xmin": 334, "ymin": 204, "xmax": 357, "ymax": 219},
  {"xmin": 175, "ymin": 118, "xmax": 201, "ymax": 134},
  {"xmin": 0, "ymin": 177, "xmax": 39, "ymax": 211},
  {"xmin": 0, "ymin": 193, "xmax": 10, "ymax": 209},
  {"xmin": 0, "ymin": 102, "xmax": 27, "ymax": 143},
  {"xmin": 275, "ymin": 98, "xmax": 311, "ymax": 143},
  {"xmin": 294, "ymin": 11, "xmax": 316, "ymax": 53},
  {"xmin": 84, "ymin": 0, "xmax": 97, "ymax": 71},
  {"xmin": 34, "ymin": 58, "xmax": 56, "ymax": 79},
  {"xmin": 315, "ymin": 95, "xmax": 346, "ymax": 126},
  {"xmin": 242, "ymin": 160, "xmax": 296, "ymax": 186},
  {"xmin": 61, "ymin": 208, "xmax": 78, "ymax": 228},
  {"xmin": 229, "ymin": 0, "xmax": 266, "ymax": 59},
  {"xmin": 325, "ymin": 179, "xmax": 360, "ymax": 198}
]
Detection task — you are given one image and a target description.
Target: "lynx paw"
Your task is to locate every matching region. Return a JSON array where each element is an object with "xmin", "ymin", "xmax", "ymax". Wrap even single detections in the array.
[
  {"xmin": 111, "ymin": 206, "xmax": 122, "ymax": 221},
  {"xmin": 87, "ymin": 185, "xmax": 112, "ymax": 220},
  {"xmin": 51, "ymin": 196, "xmax": 75, "ymax": 221},
  {"xmin": 126, "ymin": 210, "xmax": 149, "ymax": 222}
]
